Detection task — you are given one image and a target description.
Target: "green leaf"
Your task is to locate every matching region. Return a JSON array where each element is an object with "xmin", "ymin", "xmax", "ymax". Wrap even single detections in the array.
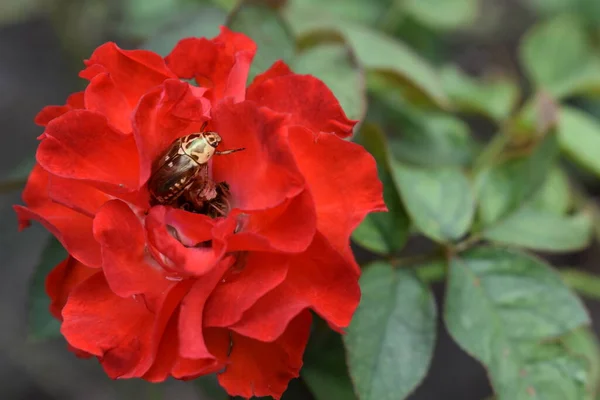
[
  {"xmin": 345, "ymin": 262, "xmax": 437, "ymax": 400},
  {"xmin": 352, "ymin": 124, "xmax": 410, "ymax": 254},
  {"xmin": 440, "ymin": 64, "xmax": 520, "ymax": 122},
  {"xmin": 445, "ymin": 247, "xmax": 591, "ymax": 400},
  {"xmin": 227, "ymin": 1, "xmax": 295, "ymax": 82},
  {"xmin": 28, "ymin": 236, "xmax": 66, "ymax": 340},
  {"xmin": 283, "ymin": 0, "xmax": 392, "ymax": 26},
  {"xmin": 530, "ymin": 167, "xmax": 572, "ymax": 214},
  {"xmin": 476, "ymin": 133, "xmax": 559, "ymax": 225},
  {"xmin": 209, "ymin": 0, "xmax": 237, "ymax": 11},
  {"xmin": 403, "ymin": 0, "xmax": 480, "ymax": 31},
  {"xmin": 562, "ymin": 327, "xmax": 600, "ymax": 398},
  {"xmin": 526, "ymin": 0, "xmax": 600, "ymax": 26},
  {"xmin": 391, "ymin": 163, "xmax": 475, "ymax": 242},
  {"xmin": 283, "ymin": 6, "xmax": 448, "ymax": 108},
  {"xmin": 141, "ymin": 6, "xmax": 226, "ymax": 56},
  {"xmin": 367, "ymin": 91, "xmax": 476, "ymax": 167},
  {"xmin": 526, "ymin": 0, "xmax": 575, "ymax": 14},
  {"xmin": 519, "ymin": 14, "xmax": 600, "ymax": 99},
  {"xmin": 293, "ymin": 43, "xmax": 366, "ymax": 122},
  {"xmin": 390, "ymin": 15, "xmax": 445, "ymax": 64},
  {"xmin": 0, "ymin": 0, "xmax": 43, "ymax": 26},
  {"xmin": 512, "ymin": 340, "xmax": 591, "ymax": 400},
  {"xmin": 389, "ymin": 113, "xmax": 476, "ymax": 167},
  {"xmin": 482, "ymin": 207, "xmax": 593, "ymax": 252},
  {"xmin": 339, "ymin": 26, "xmax": 449, "ymax": 108},
  {"xmin": 302, "ymin": 331, "xmax": 357, "ymax": 400},
  {"xmin": 119, "ymin": 0, "xmax": 192, "ymax": 39},
  {"xmin": 558, "ymin": 106, "xmax": 600, "ymax": 177}
]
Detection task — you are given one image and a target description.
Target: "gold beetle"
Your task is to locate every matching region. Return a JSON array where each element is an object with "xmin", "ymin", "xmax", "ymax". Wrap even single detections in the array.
[{"xmin": 148, "ymin": 122, "xmax": 243, "ymax": 208}]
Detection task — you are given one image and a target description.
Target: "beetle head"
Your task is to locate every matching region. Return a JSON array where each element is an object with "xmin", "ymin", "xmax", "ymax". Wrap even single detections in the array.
[{"xmin": 203, "ymin": 131, "xmax": 222, "ymax": 148}]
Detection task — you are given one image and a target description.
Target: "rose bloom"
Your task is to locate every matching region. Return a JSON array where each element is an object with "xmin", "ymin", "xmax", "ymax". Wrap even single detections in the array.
[{"xmin": 15, "ymin": 27, "xmax": 385, "ymax": 398}]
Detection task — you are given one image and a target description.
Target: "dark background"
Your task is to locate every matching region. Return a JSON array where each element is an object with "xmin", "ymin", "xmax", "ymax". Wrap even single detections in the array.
[{"xmin": 1, "ymin": 0, "xmax": 599, "ymax": 399}]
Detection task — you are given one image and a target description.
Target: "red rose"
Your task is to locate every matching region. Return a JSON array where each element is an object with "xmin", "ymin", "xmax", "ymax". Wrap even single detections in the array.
[{"xmin": 15, "ymin": 27, "xmax": 385, "ymax": 399}]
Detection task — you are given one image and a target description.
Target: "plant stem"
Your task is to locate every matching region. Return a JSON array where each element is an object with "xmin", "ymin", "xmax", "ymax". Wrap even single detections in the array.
[
  {"xmin": 385, "ymin": 234, "xmax": 485, "ymax": 283},
  {"xmin": 386, "ymin": 250, "xmax": 448, "ymax": 283},
  {"xmin": 388, "ymin": 251, "xmax": 441, "ymax": 268},
  {"xmin": 416, "ymin": 262, "xmax": 447, "ymax": 284},
  {"xmin": 452, "ymin": 234, "xmax": 482, "ymax": 253},
  {"xmin": 560, "ymin": 269, "xmax": 600, "ymax": 301},
  {"xmin": 0, "ymin": 177, "xmax": 27, "ymax": 194}
]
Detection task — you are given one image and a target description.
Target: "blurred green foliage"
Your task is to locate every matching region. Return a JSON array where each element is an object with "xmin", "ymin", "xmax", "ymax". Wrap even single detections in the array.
[{"xmin": 6, "ymin": 0, "xmax": 600, "ymax": 399}]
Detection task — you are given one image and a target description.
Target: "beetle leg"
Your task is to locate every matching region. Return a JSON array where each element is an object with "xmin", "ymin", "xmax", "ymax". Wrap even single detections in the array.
[
  {"xmin": 205, "ymin": 181, "xmax": 231, "ymax": 218},
  {"xmin": 199, "ymin": 120, "xmax": 208, "ymax": 132},
  {"xmin": 208, "ymin": 195, "xmax": 230, "ymax": 218},
  {"xmin": 215, "ymin": 147, "xmax": 245, "ymax": 155},
  {"xmin": 179, "ymin": 201, "xmax": 193, "ymax": 212}
]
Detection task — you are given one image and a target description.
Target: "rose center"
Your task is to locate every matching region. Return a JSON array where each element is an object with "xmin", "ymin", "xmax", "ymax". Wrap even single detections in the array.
[{"xmin": 177, "ymin": 181, "xmax": 232, "ymax": 218}]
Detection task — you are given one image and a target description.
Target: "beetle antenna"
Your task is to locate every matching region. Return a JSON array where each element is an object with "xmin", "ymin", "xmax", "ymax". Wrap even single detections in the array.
[
  {"xmin": 216, "ymin": 147, "xmax": 245, "ymax": 155},
  {"xmin": 200, "ymin": 121, "xmax": 208, "ymax": 132}
]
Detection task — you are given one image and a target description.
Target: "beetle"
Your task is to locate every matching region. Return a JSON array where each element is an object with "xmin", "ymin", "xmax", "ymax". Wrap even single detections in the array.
[{"xmin": 148, "ymin": 123, "xmax": 243, "ymax": 206}]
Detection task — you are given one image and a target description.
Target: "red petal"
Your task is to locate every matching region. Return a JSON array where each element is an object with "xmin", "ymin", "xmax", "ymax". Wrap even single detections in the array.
[
  {"xmin": 218, "ymin": 310, "xmax": 312, "ymax": 400},
  {"xmin": 178, "ymin": 258, "xmax": 235, "ymax": 360},
  {"xmin": 247, "ymin": 74, "xmax": 356, "ymax": 138},
  {"xmin": 68, "ymin": 344, "xmax": 94, "ymax": 359},
  {"xmin": 230, "ymin": 233, "xmax": 360, "ymax": 341},
  {"xmin": 204, "ymin": 252, "xmax": 288, "ymax": 328},
  {"xmin": 46, "ymin": 257, "xmax": 98, "ymax": 320},
  {"xmin": 223, "ymin": 189, "xmax": 316, "ymax": 253},
  {"xmin": 36, "ymin": 110, "xmax": 140, "ymax": 190},
  {"xmin": 172, "ymin": 328, "xmax": 231, "ymax": 379},
  {"xmin": 35, "ymin": 106, "xmax": 71, "ymax": 128},
  {"xmin": 142, "ymin": 308, "xmax": 180, "ymax": 382},
  {"xmin": 133, "ymin": 79, "xmax": 210, "ymax": 185},
  {"xmin": 166, "ymin": 27, "xmax": 256, "ymax": 103},
  {"xmin": 162, "ymin": 207, "xmax": 215, "ymax": 245},
  {"xmin": 48, "ymin": 175, "xmax": 111, "ymax": 218},
  {"xmin": 165, "ymin": 37, "xmax": 214, "ymax": 81},
  {"xmin": 211, "ymin": 100, "xmax": 305, "ymax": 211},
  {"xmin": 34, "ymin": 92, "xmax": 85, "ymax": 127},
  {"xmin": 288, "ymin": 126, "xmax": 386, "ymax": 262},
  {"xmin": 80, "ymin": 42, "xmax": 176, "ymax": 108},
  {"xmin": 20, "ymin": 163, "xmax": 53, "ymax": 209},
  {"xmin": 141, "ymin": 279, "xmax": 194, "ymax": 382},
  {"xmin": 67, "ymin": 92, "xmax": 85, "ymax": 108},
  {"xmin": 145, "ymin": 206, "xmax": 226, "ymax": 277},
  {"xmin": 84, "ymin": 73, "xmax": 132, "ymax": 133},
  {"xmin": 248, "ymin": 60, "xmax": 293, "ymax": 88},
  {"xmin": 15, "ymin": 205, "xmax": 101, "ymax": 268},
  {"xmin": 61, "ymin": 273, "xmax": 156, "ymax": 378},
  {"xmin": 93, "ymin": 200, "xmax": 171, "ymax": 297},
  {"xmin": 15, "ymin": 166, "xmax": 102, "ymax": 267}
]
